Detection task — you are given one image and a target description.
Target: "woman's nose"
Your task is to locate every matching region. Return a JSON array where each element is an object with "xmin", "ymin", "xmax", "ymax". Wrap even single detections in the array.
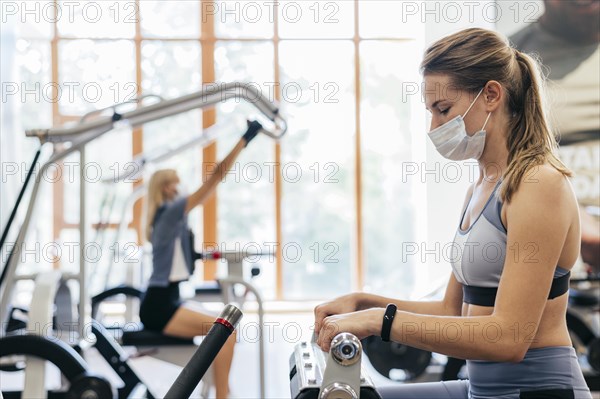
[{"xmin": 429, "ymin": 119, "xmax": 439, "ymax": 132}]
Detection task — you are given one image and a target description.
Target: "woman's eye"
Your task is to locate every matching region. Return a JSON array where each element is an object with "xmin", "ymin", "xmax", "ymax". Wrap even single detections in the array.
[{"xmin": 439, "ymin": 108, "xmax": 449, "ymax": 115}]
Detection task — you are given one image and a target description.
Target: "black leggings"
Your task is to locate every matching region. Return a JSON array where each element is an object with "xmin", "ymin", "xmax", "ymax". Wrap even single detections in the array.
[{"xmin": 139, "ymin": 282, "xmax": 182, "ymax": 331}]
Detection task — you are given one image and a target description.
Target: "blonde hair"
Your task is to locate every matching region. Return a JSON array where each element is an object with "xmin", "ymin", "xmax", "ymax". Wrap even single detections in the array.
[
  {"xmin": 146, "ymin": 169, "xmax": 178, "ymax": 241},
  {"xmin": 420, "ymin": 28, "xmax": 571, "ymax": 203}
]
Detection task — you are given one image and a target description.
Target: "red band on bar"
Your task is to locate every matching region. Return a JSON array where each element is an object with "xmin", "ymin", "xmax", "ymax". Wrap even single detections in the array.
[{"xmin": 215, "ymin": 318, "xmax": 234, "ymax": 332}]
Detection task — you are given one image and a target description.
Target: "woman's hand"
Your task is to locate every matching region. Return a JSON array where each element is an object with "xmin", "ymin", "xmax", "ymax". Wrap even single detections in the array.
[
  {"xmin": 242, "ymin": 120, "xmax": 263, "ymax": 146},
  {"xmin": 315, "ymin": 308, "xmax": 385, "ymax": 352},
  {"xmin": 314, "ymin": 293, "xmax": 363, "ymax": 334}
]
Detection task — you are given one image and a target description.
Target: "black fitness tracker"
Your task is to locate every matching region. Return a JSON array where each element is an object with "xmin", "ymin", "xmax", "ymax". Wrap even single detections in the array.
[{"xmin": 381, "ymin": 303, "xmax": 397, "ymax": 342}]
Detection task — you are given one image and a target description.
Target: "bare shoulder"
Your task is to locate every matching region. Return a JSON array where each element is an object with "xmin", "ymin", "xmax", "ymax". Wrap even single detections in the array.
[
  {"xmin": 518, "ymin": 164, "xmax": 571, "ymax": 196},
  {"xmin": 508, "ymin": 164, "xmax": 575, "ymax": 214}
]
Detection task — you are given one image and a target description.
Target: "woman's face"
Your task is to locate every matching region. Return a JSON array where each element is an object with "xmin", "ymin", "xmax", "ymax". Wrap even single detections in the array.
[
  {"xmin": 162, "ymin": 175, "xmax": 181, "ymax": 200},
  {"xmin": 424, "ymin": 74, "xmax": 489, "ymax": 136}
]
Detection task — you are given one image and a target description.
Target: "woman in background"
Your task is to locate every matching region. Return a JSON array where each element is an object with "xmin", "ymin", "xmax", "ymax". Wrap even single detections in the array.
[{"xmin": 140, "ymin": 122, "xmax": 261, "ymax": 398}]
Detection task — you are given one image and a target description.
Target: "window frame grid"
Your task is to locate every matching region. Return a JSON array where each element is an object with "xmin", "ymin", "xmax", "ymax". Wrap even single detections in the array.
[{"xmin": 42, "ymin": 0, "xmax": 419, "ymax": 300}]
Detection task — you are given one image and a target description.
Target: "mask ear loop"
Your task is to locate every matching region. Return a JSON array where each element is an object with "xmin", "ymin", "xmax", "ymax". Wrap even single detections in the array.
[
  {"xmin": 481, "ymin": 112, "xmax": 492, "ymax": 131},
  {"xmin": 463, "ymin": 87, "xmax": 485, "ymax": 118}
]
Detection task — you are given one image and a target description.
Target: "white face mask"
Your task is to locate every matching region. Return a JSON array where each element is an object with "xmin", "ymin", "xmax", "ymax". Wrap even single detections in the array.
[
  {"xmin": 175, "ymin": 184, "xmax": 187, "ymax": 198},
  {"xmin": 427, "ymin": 88, "xmax": 492, "ymax": 161}
]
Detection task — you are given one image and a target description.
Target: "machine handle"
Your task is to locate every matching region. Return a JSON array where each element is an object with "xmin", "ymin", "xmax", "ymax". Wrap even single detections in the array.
[
  {"xmin": 260, "ymin": 113, "xmax": 287, "ymax": 140},
  {"xmin": 164, "ymin": 304, "xmax": 242, "ymax": 399}
]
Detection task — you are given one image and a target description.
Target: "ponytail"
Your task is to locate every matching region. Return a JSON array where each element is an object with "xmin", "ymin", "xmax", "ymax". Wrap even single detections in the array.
[
  {"xmin": 146, "ymin": 169, "xmax": 178, "ymax": 241},
  {"xmin": 501, "ymin": 49, "xmax": 571, "ymax": 203}
]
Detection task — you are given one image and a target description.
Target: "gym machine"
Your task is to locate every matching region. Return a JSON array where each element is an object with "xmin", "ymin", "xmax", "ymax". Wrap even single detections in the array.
[
  {"xmin": 0, "ymin": 271, "xmax": 116, "ymax": 398},
  {"xmin": 1, "ymin": 81, "xmax": 286, "ymax": 334},
  {"xmin": 568, "ymin": 273, "xmax": 600, "ymax": 390},
  {"xmin": 90, "ymin": 247, "xmax": 273, "ymax": 398},
  {"xmin": 289, "ymin": 333, "xmax": 382, "ymax": 399},
  {"xmin": 1, "ymin": 303, "xmax": 242, "ymax": 399},
  {"xmin": 0, "ymin": 82, "xmax": 286, "ymax": 397}
]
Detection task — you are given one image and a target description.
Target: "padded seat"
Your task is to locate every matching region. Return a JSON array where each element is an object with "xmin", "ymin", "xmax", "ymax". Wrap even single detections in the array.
[
  {"xmin": 122, "ymin": 325, "xmax": 194, "ymax": 346},
  {"xmin": 194, "ymin": 280, "xmax": 222, "ymax": 296},
  {"xmin": 569, "ymin": 288, "xmax": 600, "ymax": 307}
]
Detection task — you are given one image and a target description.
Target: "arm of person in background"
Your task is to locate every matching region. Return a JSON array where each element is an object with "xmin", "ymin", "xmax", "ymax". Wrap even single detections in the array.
[
  {"xmin": 185, "ymin": 120, "xmax": 262, "ymax": 214},
  {"xmin": 580, "ymin": 206, "xmax": 600, "ymax": 273}
]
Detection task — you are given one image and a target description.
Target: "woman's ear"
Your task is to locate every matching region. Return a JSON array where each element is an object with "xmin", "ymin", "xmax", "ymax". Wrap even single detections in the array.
[{"xmin": 483, "ymin": 81, "xmax": 503, "ymax": 112}]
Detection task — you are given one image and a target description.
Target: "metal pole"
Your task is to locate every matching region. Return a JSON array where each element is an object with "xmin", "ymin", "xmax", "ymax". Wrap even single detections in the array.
[{"xmin": 78, "ymin": 147, "xmax": 87, "ymax": 340}]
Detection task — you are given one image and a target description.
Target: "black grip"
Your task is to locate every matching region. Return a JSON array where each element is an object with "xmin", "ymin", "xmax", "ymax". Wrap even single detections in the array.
[
  {"xmin": 242, "ymin": 120, "xmax": 263, "ymax": 146},
  {"xmin": 1, "ymin": 147, "xmax": 42, "ymax": 287},
  {"xmin": 1, "ymin": 148, "xmax": 41, "ymax": 251},
  {"xmin": 164, "ymin": 322, "xmax": 233, "ymax": 399}
]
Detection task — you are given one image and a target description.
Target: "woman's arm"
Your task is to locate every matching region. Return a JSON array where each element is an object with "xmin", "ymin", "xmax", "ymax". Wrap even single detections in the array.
[
  {"xmin": 315, "ymin": 185, "xmax": 474, "ymax": 332},
  {"xmin": 356, "ymin": 273, "xmax": 463, "ymax": 316},
  {"xmin": 185, "ymin": 122, "xmax": 261, "ymax": 214},
  {"xmin": 317, "ymin": 166, "xmax": 573, "ymax": 362},
  {"xmin": 366, "ymin": 182, "xmax": 472, "ymax": 316},
  {"xmin": 315, "ymin": 274, "xmax": 463, "ymax": 334}
]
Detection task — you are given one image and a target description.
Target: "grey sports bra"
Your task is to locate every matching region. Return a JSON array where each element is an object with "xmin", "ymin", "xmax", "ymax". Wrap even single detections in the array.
[{"xmin": 450, "ymin": 180, "xmax": 570, "ymax": 306}]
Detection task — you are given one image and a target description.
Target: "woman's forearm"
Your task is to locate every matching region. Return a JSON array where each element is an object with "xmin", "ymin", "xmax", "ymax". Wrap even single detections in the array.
[
  {"xmin": 189, "ymin": 138, "xmax": 246, "ymax": 209},
  {"xmin": 316, "ymin": 305, "xmax": 523, "ymax": 361},
  {"xmin": 384, "ymin": 311, "xmax": 526, "ymax": 362},
  {"xmin": 205, "ymin": 139, "xmax": 245, "ymax": 187},
  {"xmin": 357, "ymin": 293, "xmax": 456, "ymax": 316}
]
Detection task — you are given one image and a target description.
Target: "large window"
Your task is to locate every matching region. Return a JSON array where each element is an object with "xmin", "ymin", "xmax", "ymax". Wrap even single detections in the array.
[
  {"xmin": 279, "ymin": 40, "xmax": 356, "ymax": 299},
  {"xmin": 5, "ymin": 1, "xmax": 427, "ymax": 300}
]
